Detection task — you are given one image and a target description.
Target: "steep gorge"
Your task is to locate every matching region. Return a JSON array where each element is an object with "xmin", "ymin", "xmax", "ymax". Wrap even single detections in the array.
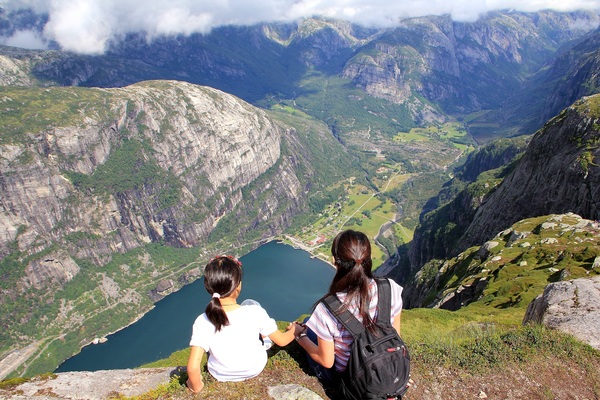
[{"xmin": 401, "ymin": 94, "xmax": 600, "ymax": 307}]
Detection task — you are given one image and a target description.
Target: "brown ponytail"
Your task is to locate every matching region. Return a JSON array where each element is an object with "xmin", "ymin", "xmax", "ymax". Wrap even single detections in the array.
[{"xmin": 326, "ymin": 230, "xmax": 375, "ymax": 330}]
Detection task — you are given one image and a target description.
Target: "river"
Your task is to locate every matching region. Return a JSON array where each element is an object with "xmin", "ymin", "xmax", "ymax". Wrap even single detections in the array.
[{"xmin": 55, "ymin": 241, "xmax": 334, "ymax": 372}]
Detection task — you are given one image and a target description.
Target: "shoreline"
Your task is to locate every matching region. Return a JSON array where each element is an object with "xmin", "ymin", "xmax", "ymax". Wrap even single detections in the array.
[
  {"xmin": 280, "ymin": 235, "xmax": 337, "ymax": 271},
  {"xmin": 54, "ymin": 306, "xmax": 155, "ymax": 372},
  {"xmin": 50, "ymin": 238, "xmax": 334, "ymax": 373}
]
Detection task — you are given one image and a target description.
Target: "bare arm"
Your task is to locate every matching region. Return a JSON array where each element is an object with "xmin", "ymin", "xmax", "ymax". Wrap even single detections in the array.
[
  {"xmin": 268, "ymin": 322, "xmax": 296, "ymax": 347},
  {"xmin": 186, "ymin": 346, "xmax": 205, "ymax": 393},
  {"xmin": 393, "ymin": 312, "xmax": 401, "ymax": 335},
  {"xmin": 294, "ymin": 324, "xmax": 335, "ymax": 368}
]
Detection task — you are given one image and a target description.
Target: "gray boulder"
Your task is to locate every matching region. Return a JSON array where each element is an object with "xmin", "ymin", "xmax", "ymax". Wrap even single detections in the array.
[
  {"xmin": 523, "ymin": 275, "xmax": 600, "ymax": 350},
  {"xmin": 268, "ymin": 384, "xmax": 325, "ymax": 400},
  {"xmin": 0, "ymin": 368, "xmax": 174, "ymax": 399}
]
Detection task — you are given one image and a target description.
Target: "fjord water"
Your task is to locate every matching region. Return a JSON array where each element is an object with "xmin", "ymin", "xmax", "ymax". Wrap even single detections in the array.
[{"xmin": 56, "ymin": 241, "xmax": 334, "ymax": 372}]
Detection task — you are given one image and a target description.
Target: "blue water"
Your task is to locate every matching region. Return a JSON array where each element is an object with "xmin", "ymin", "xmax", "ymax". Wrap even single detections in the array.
[{"xmin": 55, "ymin": 241, "xmax": 334, "ymax": 372}]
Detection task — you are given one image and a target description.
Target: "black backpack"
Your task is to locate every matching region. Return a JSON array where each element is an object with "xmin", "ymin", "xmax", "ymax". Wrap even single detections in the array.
[{"xmin": 322, "ymin": 278, "xmax": 410, "ymax": 400}]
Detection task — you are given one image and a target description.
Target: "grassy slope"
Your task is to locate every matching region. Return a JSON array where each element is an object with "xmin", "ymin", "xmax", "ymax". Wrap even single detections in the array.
[
  {"xmin": 131, "ymin": 315, "xmax": 600, "ymax": 399},
  {"xmin": 132, "ymin": 212, "xmax": 600, "ymax": 399}
]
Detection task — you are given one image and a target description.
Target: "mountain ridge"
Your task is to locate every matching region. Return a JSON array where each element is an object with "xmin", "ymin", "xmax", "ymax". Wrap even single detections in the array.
[{"xmin": 1, "ymin": 10, "xmax": 598, "ymax": 139}]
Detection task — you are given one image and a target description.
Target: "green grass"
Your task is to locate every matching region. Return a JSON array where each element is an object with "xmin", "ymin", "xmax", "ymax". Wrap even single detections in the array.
[
  {"xmin": 394, "ymin": 121, "xmax": 474, "ymax": 151},
  {"xmin": 291, "ymin": 74, "xmax": 415, "ymax": 139},
  {"xmin": 414, "ymin": 213, "xmax": 600, "ymax": 327},
  {"xmin": 0, "ymin": 86, "xmax": 115, "ymax": 145},
  {"xmin": 127, "ymin": 309, "xmax": 600, "ymax": 400}
]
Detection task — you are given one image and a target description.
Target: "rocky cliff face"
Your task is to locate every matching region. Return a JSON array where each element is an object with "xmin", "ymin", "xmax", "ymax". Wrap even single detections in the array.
[
  {"xmin": 403, "ymin": 137, "xmax": 529, "ymax": 279},
  {"xmin": 1, "ymin": 80, "xmax": 285, "ymax": 260},
  {"xmin": 400, "ymin": 95, "xmax": 600, "ymax": 307},
  {"xmin": 456, "ymin": 95, "xmax": 600, "ymax": 251},
  {"xmin": 340, "ymin": 11, "xmax": 600, "ymax": 125},
  {"xmin": 515, "ymin": 28, "xmax": 600, "ymax": 134}
]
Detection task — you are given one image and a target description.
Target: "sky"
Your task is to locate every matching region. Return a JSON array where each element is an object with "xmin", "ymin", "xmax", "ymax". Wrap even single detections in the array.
[{"xmin": 1, "ymin": 0, "xmax": 599, "ymax": 54}]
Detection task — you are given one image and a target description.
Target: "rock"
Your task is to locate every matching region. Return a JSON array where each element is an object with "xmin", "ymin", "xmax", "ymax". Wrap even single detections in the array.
[
  {"xmin": 22, "ymin": 251, "xmax": 80, "ymax": 290},
  {"xmin": 477, "ymin": 241, "xmax": 499, "ymax": 260},
  {"xmin": 0, "ymin": 368, "xmax": 174, "ymax": 399},
  {"xmin": 593, "ymin": 256, "xmax": 600, "ymax": 271},
  {"xmin": 268, "ymin": 384, "xmax": 325, "ymax": 400},
  {"xmin": 541, "ymin": 238, "xmax": 558, "ymax": 245},
  {"xmin": 523, "ymin": 276, "xmax": 600, "ymax": 350},
  {"xmin": 541, "ymin": 222, "xmax": 558, "ymax": 230},
  {"xmin": 435, "ymin": 278, "xmax": 489, "ymax": 311},
  {"xmin": 507, "ymin": 230, "xmax": 530, "ymax": 245},
  {"xmin": 559, "ymin": 269, "xmax": 572, "ymax": 280}
]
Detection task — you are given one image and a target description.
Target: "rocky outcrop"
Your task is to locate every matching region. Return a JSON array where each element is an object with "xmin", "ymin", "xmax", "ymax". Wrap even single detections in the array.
[
  {"xmin": 523, "ymin": 276, "xmax": 600, "ymax": 350},
  {"xmin": 0, "ymin": 53, "xmax": 38, "ymax": 86},
  {"xmin": 22, "ymin": 251, "xmax": 80, "ymax": 290},
  {"xmin": 0, "ymin": 367, "xmax": 325, "ymax": 400},
  {"xmin": 404, "ymin": 213, "xmax": 600, "ymax": 309},
  {"xmin": 0, "ymin": 368, "xmax": 175, "ymax": 400}
]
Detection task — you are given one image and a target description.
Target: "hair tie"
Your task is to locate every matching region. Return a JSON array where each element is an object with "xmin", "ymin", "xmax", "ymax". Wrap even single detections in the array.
[
  {"xmin": 212, "ymin": 292, "xmax": 221, "ymax": 299},
  {"xmin": 355, "ymin": 259, "xmax": 362, "ymax": 265}
]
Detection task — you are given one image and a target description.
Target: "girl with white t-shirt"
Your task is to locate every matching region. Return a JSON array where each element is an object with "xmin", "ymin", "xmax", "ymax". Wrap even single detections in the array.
[{"xmin": 186, "ymin": 255, "xmax": 297, "ymax": 393}]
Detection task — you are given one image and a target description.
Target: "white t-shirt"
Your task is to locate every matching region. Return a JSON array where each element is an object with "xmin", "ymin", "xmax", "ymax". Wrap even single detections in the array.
[
  {"xmin": 306, "ymin": 278, "xmax": 403, "ymax": 372},
  {"xmin": 189, "ymin": 304, "xmax": 278, "ymax": 381}
]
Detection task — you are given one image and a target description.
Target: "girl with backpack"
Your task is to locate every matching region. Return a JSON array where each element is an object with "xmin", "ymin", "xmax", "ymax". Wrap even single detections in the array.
[
  {"xmin": 293, "ymin": 230, "xmax": 409, "ymax": 399},
  {"xmin": 186, "ymin": 255, "xmax": 296, "ymax": 393}
]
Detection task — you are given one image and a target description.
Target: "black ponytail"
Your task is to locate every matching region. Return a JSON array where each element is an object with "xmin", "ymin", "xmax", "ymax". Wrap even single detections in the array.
[{"xmin": 203, "ymin": 256, "xmax": 243, "ymax": 332}]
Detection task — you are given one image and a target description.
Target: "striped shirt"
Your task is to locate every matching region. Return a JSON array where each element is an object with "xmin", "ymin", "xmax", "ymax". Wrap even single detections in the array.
[{"xmin": 306, "ymin": 278, "xmax": 403, "ymax": 372}]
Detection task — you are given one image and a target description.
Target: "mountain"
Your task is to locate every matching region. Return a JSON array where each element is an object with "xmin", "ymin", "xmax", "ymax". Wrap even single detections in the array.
[
  {"xmin": 0, "ymin": 80, "xmax": 355, "ymax": 376},
  {"xmin": 483, "ymin": 26, "xmax": 600, "ymax": 136},
  {"xmin": 406, "ymin": 212, "xmax": 600, "ymax": 309},
  {"xmin": 457, "ymin": 95, "xmax": 600, "ymax": 249},
  {"xmin": 1, "ymin": 11, "xmax": 598, "ymax": 141},
  {"xmin": 401, "ymin": 94, "xmax": 600, "ymax": 307}
]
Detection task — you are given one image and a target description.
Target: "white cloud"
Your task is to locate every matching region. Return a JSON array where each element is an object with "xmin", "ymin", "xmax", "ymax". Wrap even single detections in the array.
[
  {"xmin": 1, "ymin": 0, "xmax": 599, "ymax": 53},
  {"xmin": 0, "ymin": 29, "xmax": 48, "ymax": 49}
]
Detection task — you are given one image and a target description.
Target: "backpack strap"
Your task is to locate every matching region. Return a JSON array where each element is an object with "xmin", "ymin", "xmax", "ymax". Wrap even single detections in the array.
[
  {"xmin": 321, "ymin": 278, "xmax": 393, "ymax": 338},
  {"xmin": 323, "ymin": 293, "xmax": 365, "ymax": 338},
  {"xmin": 375, "ymin": 278, "xmax": 392, "ymax": 326}
]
